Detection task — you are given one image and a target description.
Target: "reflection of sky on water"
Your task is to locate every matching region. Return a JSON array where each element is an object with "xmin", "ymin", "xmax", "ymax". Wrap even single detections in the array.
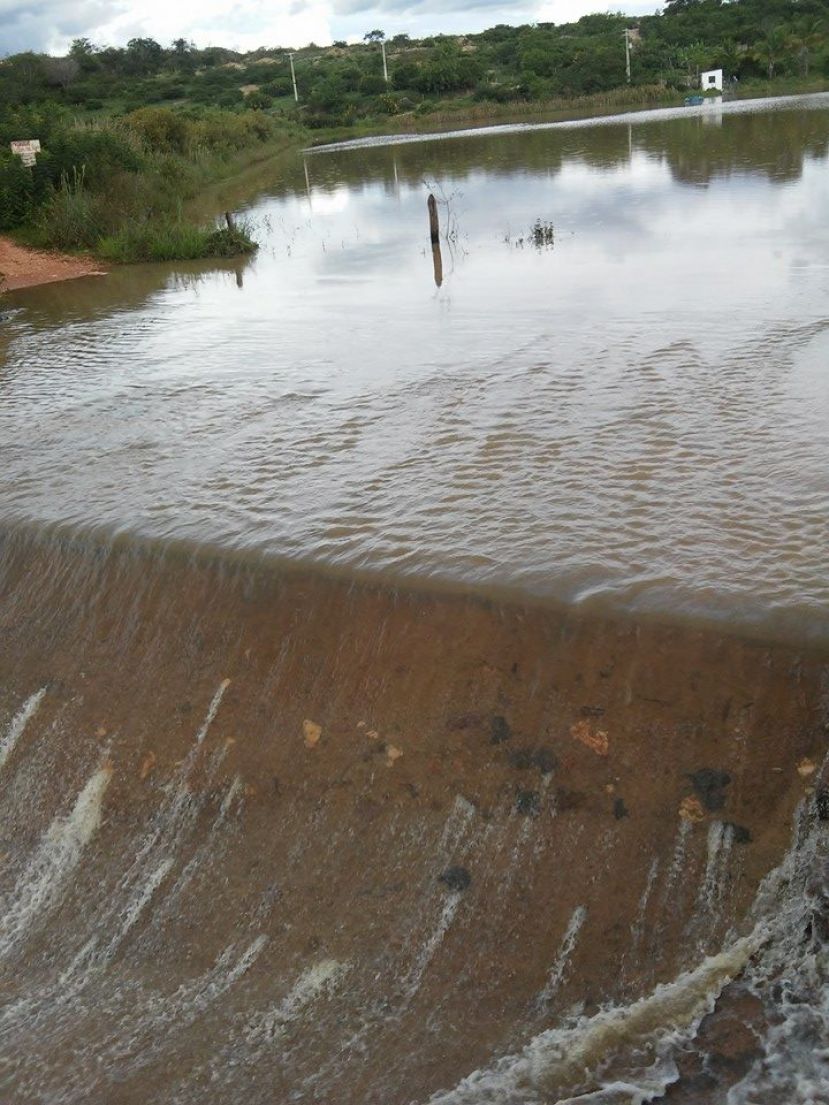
[
  {"xmin": 2, "ymin": 100, "xmax": 829, "ymax": 642},
  {"xmin": 238, "ymin": 131, "xmax": 828, "ymax": 360}
]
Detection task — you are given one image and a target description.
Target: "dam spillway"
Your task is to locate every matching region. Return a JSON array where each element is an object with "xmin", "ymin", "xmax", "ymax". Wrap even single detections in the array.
[{"xmin": 0, "ymin": 525, "xmax": 826, "ymax": 1103}]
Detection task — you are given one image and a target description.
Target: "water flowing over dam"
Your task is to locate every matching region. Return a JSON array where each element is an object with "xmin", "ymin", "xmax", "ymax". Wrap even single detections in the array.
[
  {"xmin": 0, "ymin": 524, "xmax": 827, "ymax": 1103},
  {"xmin": 3, "ymin": 96, "xmax": 829, "ymax": 1102}
]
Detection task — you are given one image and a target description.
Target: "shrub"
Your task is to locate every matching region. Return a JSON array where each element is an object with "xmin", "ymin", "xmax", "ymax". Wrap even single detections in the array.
[
  {"xmin": 359, "ymin": 73, "xmax": 387, "ymax": 95},
  {"xmin": 43, "ymin": 126, "xmax": 143, "ymax": 189},
  {"xmin": 260, "ymin": 77, "xmax": 293, "ymax": 98},
  {"xmin": 121, "ymin": 107, "xmax": 189, "ymax": 153},
  {"xmin": 372, "ymin": 93, "xmax": 401, "ymax": 115},
  {"xmin": 37, "ymin": 169, "xmax": 114, "ymax": 248},
  {"xmin": 97, "ymin": 217, "xmax": 258, "ymax": 261},
  {"xmin": 0, "ymin": 152, "xmax": 35, "ymax": 229},
  {"xmin": 245, "ymin": 91, "xmax": 274, "ymax": 110},
  {"xmin": 473, "ymin": 81, "xmax": 515, "ymax": 102},
  {"xmin": 217, "ymin": 90, "xmax": 244, "ymax": 108}
]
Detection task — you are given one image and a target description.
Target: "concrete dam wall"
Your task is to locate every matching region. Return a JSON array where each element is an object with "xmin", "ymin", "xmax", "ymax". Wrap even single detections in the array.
[{"xmin": 0, "ymin": 523, "xmax": 826, "ymax": 1104}]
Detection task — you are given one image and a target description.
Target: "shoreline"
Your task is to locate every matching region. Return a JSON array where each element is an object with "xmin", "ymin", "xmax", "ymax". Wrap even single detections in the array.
[
  {"xmin": 0, "ymin": 236, "xmax": 107, "ymax": 293},
  {"xmin": 307, "ymin": 88, "xmax": 829, "ymax": 153},
  {"xmin": 304, "ymin": 81, "xmax": 829, "ymax": 149}
]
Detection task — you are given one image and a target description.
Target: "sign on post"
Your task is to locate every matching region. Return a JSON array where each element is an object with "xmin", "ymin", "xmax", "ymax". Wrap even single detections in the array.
[{"xmin": 10, "ymin": 140, "xmax": 41, "ymax": 167}]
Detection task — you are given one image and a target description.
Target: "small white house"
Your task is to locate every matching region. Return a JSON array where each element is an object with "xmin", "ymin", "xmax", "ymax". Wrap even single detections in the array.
[{"xmin": 700, "ymin": 68, "xmax": 723, "ymax": 92}]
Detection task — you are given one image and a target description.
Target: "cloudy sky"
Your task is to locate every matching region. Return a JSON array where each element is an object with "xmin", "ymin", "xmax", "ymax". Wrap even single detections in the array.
[{"xmin": 2, "ymin": 0, "xmax": 661, "ymax": 56}]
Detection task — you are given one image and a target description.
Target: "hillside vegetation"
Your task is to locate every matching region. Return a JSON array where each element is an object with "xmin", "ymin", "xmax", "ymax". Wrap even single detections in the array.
[{"xmin": 0, "ymin": 0, "xmax": 827, "ymax": 261}]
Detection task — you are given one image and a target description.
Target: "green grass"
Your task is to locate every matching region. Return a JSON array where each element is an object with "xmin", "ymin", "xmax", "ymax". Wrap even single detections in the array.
[
  {"xmin": 96, "ymin": 220, "xmax": 258, "ymax": 262},
  {"xmin": 1, "ymin": 107, "xmax": 303, "ymax": 263}
]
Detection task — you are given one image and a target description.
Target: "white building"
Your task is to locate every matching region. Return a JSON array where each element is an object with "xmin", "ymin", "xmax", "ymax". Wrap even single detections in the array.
[{"xmin": 700, "ymin": 68, "xmax": 723, "ymax": 92}]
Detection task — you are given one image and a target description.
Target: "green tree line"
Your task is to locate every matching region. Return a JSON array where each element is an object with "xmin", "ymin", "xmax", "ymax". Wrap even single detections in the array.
[{"xmin": 1, "ymin": 0, "xmax": 826, "ymax": 129}]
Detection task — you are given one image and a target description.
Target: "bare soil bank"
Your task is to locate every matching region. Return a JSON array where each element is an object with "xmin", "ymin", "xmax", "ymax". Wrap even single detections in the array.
[
  {"xmin": 0, "ymin": 524, "xmax": 826, "ymax": 1103},
  {"xmin": 0, "ymin": 235, "xmax": 106, "ymax": 291}
]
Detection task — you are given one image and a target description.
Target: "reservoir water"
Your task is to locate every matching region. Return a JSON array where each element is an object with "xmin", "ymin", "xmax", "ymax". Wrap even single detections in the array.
[
  {"xmin": 1, "ymin": 94, "xmax": 828, "ymax": 1104},
  {"xmin": 2, "ymin": 93, "xmax": 829, "ymax": 640}
]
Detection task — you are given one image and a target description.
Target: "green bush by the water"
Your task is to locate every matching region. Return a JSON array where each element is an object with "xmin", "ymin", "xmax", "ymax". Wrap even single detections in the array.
[
  {"xmin": 0, "ymin": 105, "xmax": 294, "ymax": 259},
  {"xmin": 97, "ymin": 221, "xmax": 258, "ymax": 262}
]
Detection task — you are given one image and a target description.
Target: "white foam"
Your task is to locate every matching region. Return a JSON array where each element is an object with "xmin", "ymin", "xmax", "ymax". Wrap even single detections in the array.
[
  {"xmin": 630, "ymin": 856, "xmax": 660, "ymax": 952},
  {"xmin": 0, "ymin": 687, "xmax": 47, "ymax": 773},
  {"xmin": 536, "ymin": 905, "xmax": 587, "ymax": 1009},
  {"xmin": 135, "ymin": 775, "xmax": 245, "ymax": 945},
  {"xmin": 406, "ymin": 892, "xmax": 463, "ymax": 1000},
  {"xmin": 656, "ymin": 817, "xmax": 692, "ymax": 926},
  {"xmin": 691, "ymin": 820, "xmax": 735, "ymax": 945},
  {"xmin": 438, "ymin": 795, "xmax": 477, "ymax": 856},
  {"xmin": 427, "ymin": 929, "xmax": 763, "ymax": 1103},
  {"xmin": 0, "ymin": 764, "xmax": 112, "ymax": 959},
  {"xmin": 252, "ymin": 959, "xmax": 349, "ymax": 1042},
  {"xmin": 430, "ymin": 785, "xmax": 829, "ymax": 1105},
  {"xmin": 104, "ymin": 857, "xmax": 174, "ymax": 960},
  {"xmin": 219, "ymin": 774, "xmax": 244, "ymax": 816},
  {"xmin": 100, "ymin": 934, "xmax": 269, "ymax": 1073},
  {"xmin": 195, "ymin": 679, "xmax": 231, "ymax": 745},
  {"xmin": 725, "ymin": 796, "xmax": 829, "ymax": 1104}
]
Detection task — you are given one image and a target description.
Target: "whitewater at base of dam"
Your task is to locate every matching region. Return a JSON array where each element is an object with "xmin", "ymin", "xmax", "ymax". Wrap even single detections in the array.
[{"xmin": 0, "ymin": 524, "xmax": 826, "ymax": 1103}]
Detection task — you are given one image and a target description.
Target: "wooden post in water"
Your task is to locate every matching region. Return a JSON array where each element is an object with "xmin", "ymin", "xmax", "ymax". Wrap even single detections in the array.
[
  {"xmin": 432, "ymin": 242, "xmax": 443, "ymax": 288},
  {"xmin": 225, "ymin": 211, "xmax": 236, "ymax": 231},
  {"xmin": 427, "ymin": 194, "xmax": 440, "ymax": 245}
]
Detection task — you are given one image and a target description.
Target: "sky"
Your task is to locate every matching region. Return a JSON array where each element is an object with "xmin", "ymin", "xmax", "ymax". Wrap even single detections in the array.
[{"xmin": 1, "ymin": 0, "xmax": 661, "ymax": 57}]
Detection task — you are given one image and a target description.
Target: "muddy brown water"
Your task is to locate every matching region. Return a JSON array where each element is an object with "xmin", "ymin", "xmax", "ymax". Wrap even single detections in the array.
[
  {"xmin": 1, "ymin": 96, "xmax": 828, "ymax": 1103},
  {"xmin": 2, "ymin": 94, "xmax": 829, "ymax": 642}
]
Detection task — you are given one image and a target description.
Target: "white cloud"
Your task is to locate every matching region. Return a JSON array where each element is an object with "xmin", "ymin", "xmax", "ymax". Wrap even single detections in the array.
[
  {"xmin": 83, "ymin": 0, "xmax": 335, "ymax": 51},
  {"xmin": 536, "ymin": 0, "xmax": 659, "ymax": 24},
  {"xmin": 1, "ymin": 0, "xmax": 663, "ymax": 55},
  {"xmin": 1, "ymin": 0, "xmax": 125, "ymax": 54},
  {"xmin": 1, "ymin": 0, "xmax": 335, "ymax": 53}
]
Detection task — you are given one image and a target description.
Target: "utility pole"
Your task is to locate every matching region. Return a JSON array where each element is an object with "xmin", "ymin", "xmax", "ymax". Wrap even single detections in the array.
[
  {"xmin": 289, "ymin": 52, "xmax": 299, "ymax": 102},
  {"xmin": 381, "ymin": 39, "xmax": 389, "ymax": 84},
  {"xmin": 623, "ymin": 29, "xmax": 632, "ymax": 84}
]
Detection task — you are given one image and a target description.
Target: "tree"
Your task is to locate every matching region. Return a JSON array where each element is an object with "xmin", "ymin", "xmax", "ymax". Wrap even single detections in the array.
[
  {"xmin": 363, "ymin": 30, "xmax": 385, "ymax": 43},
  {"xmin": 0, "ymin": 53, "xmax": 47, "ymax": 104},
  {"xmin": 392, "ymin": 61, "xmax": 419, "ymax": 90},
  {"xmin": 171, "ymin": 38, "xmax": 196, "ymax": 73},
  {"xmin": 69, "ymin": 38, "xmax": 99, "ymax": 71},
  {"xmin": 714, "ymin": 38, "xmax": 742, "ymax": 80},
  {"xmin": 754, "ymin": 25, "xmax": 789, "ymax": 80},
  {"xmin": 676, "ymin": 41, "xmax": 709, "ymax": 83},
  {"xmin": 42, "ymin": 57, "xmax": 80, "ymax": 89},
  {"xmin": 308, "ymin": 76, "xmax": 345, "ymax": 112},
  {"xmin": 125, "ymin": 38, "xmax": 164, "ymax": 76},
  {"xmin": 790, "ymin": 18, "xmax": 824, "ymax": 77}
]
